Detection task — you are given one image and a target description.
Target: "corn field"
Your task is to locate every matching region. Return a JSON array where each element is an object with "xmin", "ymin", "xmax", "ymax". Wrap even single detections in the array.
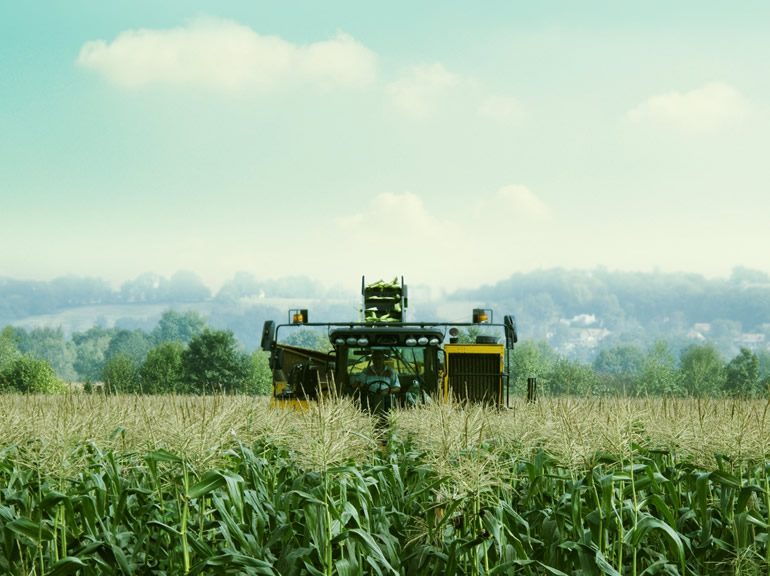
[{"xmin": 1, "ymin": 393, "xmax": 770, "ymax": 575}]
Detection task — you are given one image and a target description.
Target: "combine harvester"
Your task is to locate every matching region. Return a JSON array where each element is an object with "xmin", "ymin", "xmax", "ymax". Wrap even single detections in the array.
[{"xmin": 260, "ymin": 277, "xmax": 518, "ymax": 411}]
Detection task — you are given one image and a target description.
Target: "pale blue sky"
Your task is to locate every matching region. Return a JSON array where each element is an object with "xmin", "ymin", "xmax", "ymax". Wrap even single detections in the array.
[{"xmin": 2, "ymin": 2, "xmax": 769, "ymax": 294}]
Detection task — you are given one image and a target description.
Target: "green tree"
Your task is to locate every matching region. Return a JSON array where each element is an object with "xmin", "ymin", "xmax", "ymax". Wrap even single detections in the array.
[
  {"xmin": 637, "ymin": 341, "xmax": 681, "ymax": 396},
  {"xmin": 182, "ymin": 329, "xmax": 249, "ymax": 394},
  {"xmin": 244, "ymin": 350, "xmax": 272, "ymax": 395},
  {"xmin": 549, "ymin": 357, "xmax": 599, "ymax": 396},
  {"xmin": 105, "ymin": 329, "xmax": 151, "ymax": 365},
  {"xmin": 72, "ymin": 326, "xmax": 115, "ymax": 381},
  {"xmin": 679, "ymin": 343, "xmax": 725, "ymax": 397},
  {"xmin": 593, "ymin": 344, "xmax": 645, "ymax": 394},
  {"xmin": 167, "ymin": 270, "xmax": 211, "ymax": 302},
  {"xmin": 151, "ymin": 309, "xmax": 207, "ymax": 345},
  {"xmin": 13, "ymin": 326, "xmax": 77, "ymax": 381},
  {"xmin": 0, "ymin": 326, "xmax": 19, "ymax": 373},
  {"xmin": 593, "ymin": 344, "xmax": 645, "ymax": 375},
  {"xmin": 102, "ymin": 352, "xmax": 140, "ymax": 394},
  {"xmin": 510, "ymin": 340, "xmax": 554, "ymax": 395},
  {"xmin": 724, "ymin": 347, "xmax": 760, "ymax": 397},
  {"xmin": 759, "ymin": 349, "xmax": 770, "ymax": 394},
  {"xmin": 283, "ymin": 327, "xmax": 332, "ymax": 352},
  {"xmin": 140, "ymin": 341, "xmax": 185, "ymax": 394},
  {"xmin": 1, "ymin": 355, "xmax": 66, "ymax": 393}
]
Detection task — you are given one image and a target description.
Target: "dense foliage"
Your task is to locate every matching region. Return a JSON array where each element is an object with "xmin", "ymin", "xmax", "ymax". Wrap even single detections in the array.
[{"xmin": 1, "ymin": 311, "xmax": 272, "ymax": 396}]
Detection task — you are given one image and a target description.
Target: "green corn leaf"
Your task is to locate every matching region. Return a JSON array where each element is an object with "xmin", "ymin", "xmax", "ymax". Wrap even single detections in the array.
[
  {"xmin": 189, "ymin": 553, "xmax": 277, "ymax": 575},
  {"xmin": 348, "ymin": 528, "xmax": 399, "ymax": 576},
  {"xmin": 708, "ymin": 469, "xmax": 741, "ymax": 490},
  {"xmin": 736, "ymin": 485, "xmax": 764, "ymax": 514},
  {"xmin": 187, "ymin": 469, "xmax": 226, "ymax": 499},
  {"xmin": 624, "ymin": 515, "xmax": 685, "ymax": 572},
  {"xmin": 638, "ymin": 493, "xmax": 677, "ymax": 528},
  {"xmin": 507, "ymin": 559, "xmax": 570, "ymax": 576},
  {"xmin": 39, "ymin": 490, "xmax": 68, "ymax": 512},
  {"xmin": 144, "ymin": 448, "xmax": 183, "ymax": 464},
  {"xmin": 7, "ymin": 517, "xmax": 54, "ymax": 542},
  {"xmin": 47, "ymin": 556, "xmax": 88, "ymax": 576}
]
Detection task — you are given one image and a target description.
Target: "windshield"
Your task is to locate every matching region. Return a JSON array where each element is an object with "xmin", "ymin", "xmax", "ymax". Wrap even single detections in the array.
[
  {"xmin": 347, "ymin": 346, "xmax": 425, "ymax": 378},
  {"xmin": 340, "ymin": 345, "xmax": 439, "ymax": 410}
]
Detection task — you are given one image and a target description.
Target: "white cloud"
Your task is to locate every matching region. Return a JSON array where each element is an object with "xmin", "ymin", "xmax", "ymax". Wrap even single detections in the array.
[
  {"xmin": 298, "ymin": 32, "xmax": 377, "ymax": 90},
  {"xmin": 477, "ymin": 93, "xmax": 522, "ymax": 122},
  {"xmin": 626, "ymin": 82, "xmax": 747, "ymax": 132},
  {"xmin": 496, "ymin": 185, "xmax": 549, "ymax": 220},
  {"xmin": 335, "ymin": 192, "xmax": 449, "ymax": 244},
  {"xmin": 77, "ymin": 18, "xmax": 376, "ymax": 92},
  {"xmin": 328, "ymin": 187, "xmax": 553, "ymax": 291},
  {"xmin": 474, "ymin": 185, "xmax": 549, "ymax": 223},
  {"xmin": 385, "ymin": 63, "xmax": 459, "ymax": 118}
]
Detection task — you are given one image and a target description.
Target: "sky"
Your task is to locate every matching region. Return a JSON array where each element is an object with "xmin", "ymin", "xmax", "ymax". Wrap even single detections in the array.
[{"xmin": 2, "ymin": 1, "xmax": 769, "ymax": 295}]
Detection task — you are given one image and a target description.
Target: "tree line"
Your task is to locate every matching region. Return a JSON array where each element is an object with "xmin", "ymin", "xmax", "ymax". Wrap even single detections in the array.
[
  {"xmin": 0, "ymin": 310, "xmax": 271, "ymax": 395},
  {"xmin": 4, "ymin": 267, "xmax": 770, "ymax": 362},
  {"xmin": 510, "ymin": 339, "xmax": 770, "ymax": 398},
  {"xmin": 3, "ymin": 307, "xmax": 770, "ymax": 398}
]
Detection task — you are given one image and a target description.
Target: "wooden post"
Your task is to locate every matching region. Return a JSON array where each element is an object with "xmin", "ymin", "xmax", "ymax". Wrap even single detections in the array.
[{"xmin": 527, "ymin": 377, "xmax": 537, "ymax": 404}]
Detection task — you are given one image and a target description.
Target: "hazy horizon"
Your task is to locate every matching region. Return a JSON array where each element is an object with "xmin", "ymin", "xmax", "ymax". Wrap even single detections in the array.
[{"xmin": 4, "ymin": 2, "xmax": 769, "ymax": 293}]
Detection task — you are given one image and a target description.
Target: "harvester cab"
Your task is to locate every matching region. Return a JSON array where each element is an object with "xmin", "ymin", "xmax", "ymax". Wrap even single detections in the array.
[{"xmin": 260, "ymin": 277, "xmax": 518, "ymax": 410}]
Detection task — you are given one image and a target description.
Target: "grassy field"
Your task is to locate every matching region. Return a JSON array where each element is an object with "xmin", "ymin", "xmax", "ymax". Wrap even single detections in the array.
[{"xmin": 1, "ymin": 393, "xmax": 769, "ymax": 575}]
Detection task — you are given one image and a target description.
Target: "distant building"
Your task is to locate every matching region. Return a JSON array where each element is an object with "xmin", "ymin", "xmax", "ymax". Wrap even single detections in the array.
[
  {"xmin": 580, "ymin": 328, "xmax": 611, "ymax": 346},
  {"xmin": 733, "ymin": 333, "xmax": 766, "ymax": 351},
  {"xmin": 687, "ymin": 323, "xmax": 712, "ymax": 341}
]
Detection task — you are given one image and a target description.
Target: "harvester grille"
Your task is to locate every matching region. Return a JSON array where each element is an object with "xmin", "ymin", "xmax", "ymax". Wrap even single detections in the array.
[{"xmin": 447, "ymin": 353, "xmax": 501, "ymax": 404}]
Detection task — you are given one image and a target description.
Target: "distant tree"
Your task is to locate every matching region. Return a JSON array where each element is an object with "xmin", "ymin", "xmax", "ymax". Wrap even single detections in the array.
[
  {"xmin": 759, "ymin": 349, "xmax": 770, "ymax": 390},
  {"xmin": 510, "ymin": 340, "xmax": 554, "ymax": 395},
  {"xmin": 283, "ymin": 328, "xmax": 332, "ymax": 352},
  {"xmin": 214, "ymin": 271, "xmax": 262, "ymax": 303},
  {"xmin": 0, "ymin": 326, "xmax": 19, "ymax": 373},
  {"xmin": 593, "ymin": 344, "xmax": 644, "ymax": 394},
  {"xmin": 151, "ymin": 309, "xmax": 207, "ymax": 345},
  {"xmin": 211, "ymin": 305, "xmax": 283, "ymax": 351},
  {"xmin": 72, "ymin": 326, "xmax": 115, "ymax": 381},
  {"xmin": 13, "ymin": 326, "xmax": 77, "ymax": 381},
  {"xmin": 244, "ymin": 350, "xmax": 272, "ymax": 396},
  {"xmin": 636, "ymin": 341, "xmax": 681, "ymax": 396},
  {"xmin": 262, "ymin": 276, "xmax": 322, "ymax": 298},
  {"xmin": 1, "ymin": 355, "xmax": 66, "ymax": 393},
  {"xmin": 457, "ymin": 326, "xmax": 482, "ymax": 344},
  {"xmin": 119, "ymin": 272, "xmax": 169, "ymax": 303},
  {"xmin": 102, "ymin": 352, "xmax": 140, "ymax": 394},
  {"xmin": 593, "ymin": 344, "xmax": 645, "ymax": 375},
  {"xmin": 140, "ymin": 341, "xmax": 185, "ymax": 394},
  {"xmin": 167, "ymin": 271, "xmax": 211, "ymax": 302},
  {"xmin": 549, "ymin": 357, "xmax": 599, "ymax": 396},
  {"xmin": 724, "ymin": 347, "xmax": 760, "ymax": 397},
  {"xmin": 709, "ymin": 319, "xmax": 743, "ymax": 359},
  {"xmin": 679, "ymin": 343, "xmax": 725, "ymax": 397},
  {"xmin": 49, "ymin": 275, "xmax": 113, "ymax": 307},
  {"xmin": 182, "ymin": 329, "xmax": 249, "ymax": 394},
  {"xmin": 105, "ymin": 329, "xmax": 152, "ymax": 365},
  {"xmin": 519, "ymin": 293, "xmax": 560, "ymax": 340},
  {"xmin": 730, "ymin": 266, "xmax": 770, "ymax": 285}
]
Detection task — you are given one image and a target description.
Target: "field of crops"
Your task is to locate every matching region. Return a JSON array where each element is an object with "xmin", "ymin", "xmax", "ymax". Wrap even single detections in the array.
[{"xmin": 1, "ymin": 393, "xmax": 769, "ymax": 575}]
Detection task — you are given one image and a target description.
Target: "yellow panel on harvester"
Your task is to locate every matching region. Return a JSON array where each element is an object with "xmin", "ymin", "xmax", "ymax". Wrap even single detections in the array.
[{"xmin": 443, "ymin": 343, "xmax": 504, "ymax": 404}]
